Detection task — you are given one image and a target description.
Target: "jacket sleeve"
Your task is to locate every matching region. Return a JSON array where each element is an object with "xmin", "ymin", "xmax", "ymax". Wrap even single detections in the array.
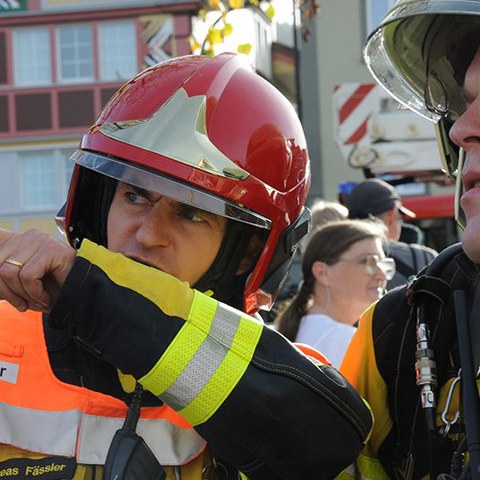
[{"xmin": 49, "ymin": 240, "xmax": 373, "ymax": 480}]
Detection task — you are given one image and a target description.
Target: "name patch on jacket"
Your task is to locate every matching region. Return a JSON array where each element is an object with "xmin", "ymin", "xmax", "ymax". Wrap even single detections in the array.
[
  {"xmin": 0, "ymin": 457, "xmax": 77, "ymax": 479},
  {"xmin": 0, "ymin": 361, "xmax": 18, "ymax": 384}
]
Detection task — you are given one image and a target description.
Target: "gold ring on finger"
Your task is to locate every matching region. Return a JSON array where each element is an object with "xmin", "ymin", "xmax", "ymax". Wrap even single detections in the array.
[{"xmin": 5, "ymin": 258, "xmax": 24, "ymax": 269}]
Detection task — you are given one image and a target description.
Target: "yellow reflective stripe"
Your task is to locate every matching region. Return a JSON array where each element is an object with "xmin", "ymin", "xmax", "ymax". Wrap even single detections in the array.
[
  {"xmin": 140, "ymin": 292, "xmax": 216, "ymax": 397},
  {"xmin": 77, "ymin": 240, "xmax": 193, "ymax": 319},
  {"xmin": 142, "ymin": 291, "xmax": 263, "ymax": 426},
  {"xmin": 335, "ymin": 454, "xmax": 389, "ymax": 480},
  {"xmin": 239, "ymin": 473, "xmax": 249, "ymax": 480},
  {"xmin": 335, "ymin": 467, "xmax": 354, "ymax": 480},
  {"xmin": 179, "ymin": 309, "xmax": 263, "ymax": 425}
]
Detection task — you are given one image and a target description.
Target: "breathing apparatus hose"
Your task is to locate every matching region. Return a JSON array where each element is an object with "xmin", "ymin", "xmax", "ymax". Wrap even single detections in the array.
[
  {"xmin": 412, "ymin": 243, "xmax": 464, "ymax": 479},
  {"xmin": 416, "ymin": 246, "xmax": 464, "ymax": 430},
  {"xmin": 454, "ymin": 289, "xmax": 480, "ymax": 480}
]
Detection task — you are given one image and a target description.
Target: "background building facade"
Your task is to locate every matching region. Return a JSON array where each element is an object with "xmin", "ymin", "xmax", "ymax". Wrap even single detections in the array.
[{"xmin": 0, "ymin": 0, "xmax": 458, "ymax": 249}]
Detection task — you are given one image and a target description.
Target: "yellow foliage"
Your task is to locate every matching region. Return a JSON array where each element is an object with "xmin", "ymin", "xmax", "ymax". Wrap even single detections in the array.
[
  {"xmin": 222, "ymin": 23, "xmax": 233, "ymax": 36},
  {"xmin": 228, "ymin": 0, "xmax": 244, "ymax": 7},
  {"xmin": 207, "ymin": 28, "xmax": 223, "ymax": 45},
  {"xmin": 237, "ymin": 43, "xmax": 252, "ymax": 54},
  {"xmin": 207, "ymin": 0, "xmax": 221, "ymax": 8},
  {"xmin": 265, "ymin": 3, "xmax": 275, "ymax": 20},
  {"xmin": 188, "ymin": 35, "xmax": 201, "ymax": 51}
]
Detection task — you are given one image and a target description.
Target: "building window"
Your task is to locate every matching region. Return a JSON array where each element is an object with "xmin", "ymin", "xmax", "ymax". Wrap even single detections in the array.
[
  {"xmin": 20, "ymin": 151, "xmax": 57, "ymax": 209},
  {"xmin": 13, "ymin": 27, "xmax": 52, "ymax": 86},
  {"xmin": 365, "ymin": 0, "xmax": 395, "ymax": 37},
  {"xmin": 57, "ymin": 24, "xmax": 94, "ymax": 83},
  {"xmin": 64, "ymin": 150, "xmax": 76, "ymax": 190},
  {"xmin": 99, "ymin": 21, "xmax": 137, "ymax": 81}
]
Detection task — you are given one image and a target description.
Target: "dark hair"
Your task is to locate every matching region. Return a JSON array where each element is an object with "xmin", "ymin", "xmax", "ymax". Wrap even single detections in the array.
[{"xmin": 276, "ymin": 219, "xmax": 385, "ymax": 341}]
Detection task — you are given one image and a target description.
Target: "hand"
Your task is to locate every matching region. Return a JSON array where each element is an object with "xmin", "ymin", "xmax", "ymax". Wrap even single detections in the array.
[{"xmin": 0, "ymin": 228, "xmax": 76, "ymax": 312}]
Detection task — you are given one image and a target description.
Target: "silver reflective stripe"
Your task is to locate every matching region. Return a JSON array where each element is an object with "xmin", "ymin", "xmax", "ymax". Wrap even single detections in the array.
[
  {"xmin": 162, "ymin": 304, "xmax": 241, "ymax": 411},
  {"xmin": 0, "ymin": 402, "xmax": 206, "ymax": 465},
  {"xmin": 78, "ymin": 414, "xmax": 206, "ymax": 465},
  {"xmin": 0, "ymin": 401, "xmax": 79, "ymax": 456}
]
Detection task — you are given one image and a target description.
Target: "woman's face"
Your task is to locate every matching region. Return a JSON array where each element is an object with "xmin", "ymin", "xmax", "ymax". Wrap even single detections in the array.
[{"xmin": 328, "ymin": 237, "xmax": 389, "ymax": 311}]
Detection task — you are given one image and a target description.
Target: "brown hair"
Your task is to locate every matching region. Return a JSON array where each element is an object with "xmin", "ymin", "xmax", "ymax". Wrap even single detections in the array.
[{"xmin": 276, "ymin": 219, "xmax": 385, "ymax": 341}]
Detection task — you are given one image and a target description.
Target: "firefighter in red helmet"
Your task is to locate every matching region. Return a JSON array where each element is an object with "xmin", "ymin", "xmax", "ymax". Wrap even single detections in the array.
[{"xmin": 0, "ymin": 53, "xmax": 372, "ymax": 479}]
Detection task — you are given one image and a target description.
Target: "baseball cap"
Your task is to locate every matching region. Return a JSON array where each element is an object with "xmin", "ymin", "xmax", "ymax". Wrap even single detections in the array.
[{"xmin": 347, "ymin": 178, "xmax": 416, "ymax": 219}]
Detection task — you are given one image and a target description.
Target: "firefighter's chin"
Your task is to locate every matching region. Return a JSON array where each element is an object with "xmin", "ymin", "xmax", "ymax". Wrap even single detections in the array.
[
  {"xmin": 461, "ymin": 214, "xmax": 480, "ymax": 264},
  {"xmin": 460, "ymin": 190, "xmax": 480, "ymax": 263}
]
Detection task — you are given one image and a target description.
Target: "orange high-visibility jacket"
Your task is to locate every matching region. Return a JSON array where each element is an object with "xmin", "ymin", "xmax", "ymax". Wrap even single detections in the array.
[{"xmin": 0, "ymin": 302, "xmax": 206, "ymax": 471}]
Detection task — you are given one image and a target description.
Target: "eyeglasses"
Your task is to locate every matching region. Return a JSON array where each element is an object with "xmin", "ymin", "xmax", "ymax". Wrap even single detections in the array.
[{"xmin": 336, "ymin": 255, "xmax": 396, "ymax": 281}]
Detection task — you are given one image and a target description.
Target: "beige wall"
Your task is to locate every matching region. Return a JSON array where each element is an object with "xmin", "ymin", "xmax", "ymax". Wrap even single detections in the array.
[
  {"xmin": 19, "ymin": 217, "xmax": 59, "ymax": 235},
  {"xmin": 310, "ymin": 0, "xmax": 372, "ymax": 202}
]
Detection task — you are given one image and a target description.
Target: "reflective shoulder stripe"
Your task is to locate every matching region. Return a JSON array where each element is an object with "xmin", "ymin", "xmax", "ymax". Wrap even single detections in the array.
[{"xmin": 141, "ymin": 291, "xmax": 263, "ymax": 426}]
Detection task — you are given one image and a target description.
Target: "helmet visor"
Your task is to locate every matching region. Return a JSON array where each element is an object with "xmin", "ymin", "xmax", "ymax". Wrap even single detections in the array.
[
  {"xmin": 365, "ymin": 6, "xmax": 480, "ymax": 123},
  {"xmin": 71, "ymin": 150, "xmax": 272, "ymax": 230},
  {"xmin": 364, "ymin": 4, "xmax": 480, "ymax": 218}
]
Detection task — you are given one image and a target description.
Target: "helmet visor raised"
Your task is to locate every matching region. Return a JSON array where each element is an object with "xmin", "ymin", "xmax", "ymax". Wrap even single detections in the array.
[
  {"xmin": 365, "ymin": 11, "xmax": 480, "ymax": 121},
  {"xmin": 364, "ymin": 4, "xmax": 480, "ymax": 185},
  {"xmin": 71, "ymin": 150, "xmax": 272, "ymax": 230}
]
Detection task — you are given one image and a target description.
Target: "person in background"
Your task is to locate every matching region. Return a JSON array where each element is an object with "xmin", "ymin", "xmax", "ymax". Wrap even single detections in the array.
[
  {"xmin": 265, "ymin": 198, "xmax": 348, "ymax": 324},
  {"xmin": 338, "ymin": 181, "xmax": 358, "ymax": 207},
  {"xmin": 347, "ymin": 178, "xmax": 437, "ymax": 289},
  {"xmin": 276, "ymin": 219, "xmax": 394, "ymax": 368},
  {"xmin": 0, "ymin": 53, "xmax": 373, "ymax": 480},
  {"xmin": 301, "ymin": 199, "xmax": 349, "ymax": 250}
]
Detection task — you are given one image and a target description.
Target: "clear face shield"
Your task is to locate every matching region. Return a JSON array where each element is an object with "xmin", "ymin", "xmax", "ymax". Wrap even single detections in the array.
[
  {"xmin": 364, "ymin": 9, "xmax": 480, "ymax": 230},
  {"xmin": 69, "ymin": 150, "xmax": 272, "ymax": 231}
]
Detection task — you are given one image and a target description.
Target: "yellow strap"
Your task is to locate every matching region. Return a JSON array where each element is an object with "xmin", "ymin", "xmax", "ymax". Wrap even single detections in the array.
[{"xmin": 335, "ymin": 454, "xmax": 390, "ymax": 480}]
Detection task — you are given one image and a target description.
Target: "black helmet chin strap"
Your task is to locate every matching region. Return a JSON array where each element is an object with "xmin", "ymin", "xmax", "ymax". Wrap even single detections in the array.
[{"xmin": 193, "ymin": 220, "xmax": 261, "ymax": 310}]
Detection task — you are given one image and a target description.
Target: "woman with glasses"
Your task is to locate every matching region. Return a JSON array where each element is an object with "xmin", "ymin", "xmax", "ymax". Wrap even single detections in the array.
[{"xmin": 276, "ymin": 219, "xmax": 394, "ymax": 368}]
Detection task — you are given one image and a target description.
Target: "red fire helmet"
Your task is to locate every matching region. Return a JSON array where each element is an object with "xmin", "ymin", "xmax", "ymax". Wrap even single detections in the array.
[{"xmin": 62, "ymin": 53, "xmax": 311, "ymax": 314}]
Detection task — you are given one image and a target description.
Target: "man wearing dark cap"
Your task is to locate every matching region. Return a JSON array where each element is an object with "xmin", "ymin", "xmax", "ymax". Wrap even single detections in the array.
[{"xmin": 347, "ymin": 178, "xmax": 437, "ymax": 289}]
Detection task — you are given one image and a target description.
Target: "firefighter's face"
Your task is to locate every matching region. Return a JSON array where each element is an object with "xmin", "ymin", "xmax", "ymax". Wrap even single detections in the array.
[
  {"xmin": 106, "ymin": 181, "xmax": 228, "ymax": 286},
  {"xmin": 449, "ymin": 46, "xmax": 480, "ymax": 262}
]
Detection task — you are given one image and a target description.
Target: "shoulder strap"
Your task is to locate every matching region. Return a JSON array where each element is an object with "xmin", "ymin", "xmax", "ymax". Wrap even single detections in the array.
[
  {"xmin": 410, "ymin": 245, "xmax": 423, "ymax": 272},
  {"xmin": 410, "ymin": 244, "xmax": 436, "ymax": 270}
]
